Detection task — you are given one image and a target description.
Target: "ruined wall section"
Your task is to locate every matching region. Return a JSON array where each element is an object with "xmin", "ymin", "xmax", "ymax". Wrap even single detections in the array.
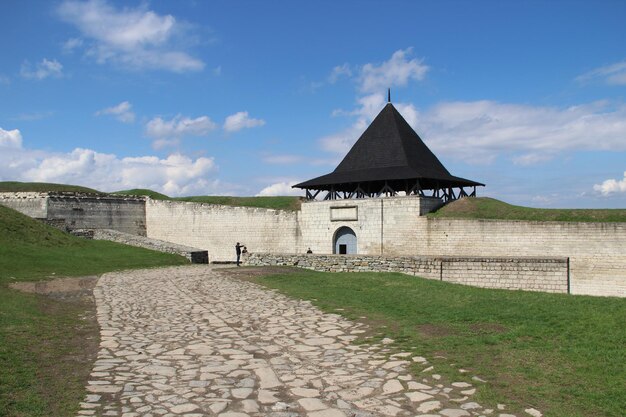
[
  {"xmin": 0, "ymin": 192, "xmax": 49, "ymax": 218},
  {"xmin": 145, "ymin": 199, "xmax": 300, "ymax": 262},
  {"xmin": 46, "ymin": 194, "xmax": 146, "ymax": 235}
]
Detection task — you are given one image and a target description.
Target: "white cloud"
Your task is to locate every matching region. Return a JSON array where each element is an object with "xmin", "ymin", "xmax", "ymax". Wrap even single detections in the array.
[
  {"xmin": 328, "ymin": 63, "xmax": 352, "ymax": 83},
  {"xmin": 0, "ymin": 128, "xmax": 23, "ymax": 149},
  {"xmin": 594, "ymin": 171, "xmax": 626, "ymax": 195},
  {"xmin": 62, "ymin": 37, "xmax": 84, "ymax": 53},
  {"xmin": 0, "ymin": 74, "xmax": 10, "ymax": 85},
  {"xmin": 318, "ymin": 49, "xmax": 428, "ymax": 154},
  {"xmin": 96, "ymin": 101, "xmax": 135, "ymax": 123},
  {"xmin": 57, "ymin": 0, "xmax": 204, "ymax": 72},
  {"xmin": 262, "ymin": 154, "xmax": 304, "ymax": 165},
  {"xmin": 20, "ymin": 58, "xmax": 63, "ymax": 80},
  {"xmin": 359, "ymin": 48, "xmax": 428, "ymax": 93},
  {"xmin": 577, "ymin": 60, "xmax": 626, "ymax": 86},
  {"xmin": 223, "ymin": 111, "xmax": 265, "ymax": 132},
  {"xmin": 145, "ymin": 115, "xmax": 217, "ymax": 148},
  {"xmin": 0, "ymin": 133, "xmax": 219, "ymax": 197},
  {"xmin": 419, "ymin": 100, "xmax": 626, "ymax": 163},
  {"xmin": 256, "ymin": 181, "xmax": 302, "ymax": 197}
]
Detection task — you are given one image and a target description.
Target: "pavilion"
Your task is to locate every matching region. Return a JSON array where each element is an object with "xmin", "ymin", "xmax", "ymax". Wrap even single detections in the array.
[{"xmin": 293, "ymin": 97, "xmax": 484, "ymax": 203}]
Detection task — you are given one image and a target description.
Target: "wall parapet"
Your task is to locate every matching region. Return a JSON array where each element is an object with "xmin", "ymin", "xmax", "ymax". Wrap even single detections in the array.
[{"xmin": 246, "ymin": 253, "xmax": 569, "ymax": 294}]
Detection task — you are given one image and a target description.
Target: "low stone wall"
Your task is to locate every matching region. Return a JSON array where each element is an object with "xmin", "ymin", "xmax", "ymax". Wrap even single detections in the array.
[
  {"xmin": 85, "ymin": 229, "xmax": 208, "ymax": 264},
  {"xmin": 247, "ymin": 253, "xmax": 569, "ymax": 294}
]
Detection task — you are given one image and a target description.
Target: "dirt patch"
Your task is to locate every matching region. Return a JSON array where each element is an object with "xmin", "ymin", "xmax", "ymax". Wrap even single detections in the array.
[
  {"xmin": 417, "ymin": 323, "xmax": 459, "ymax": 338},
  {"xmin": 10, "ymin": 275, "xmax": 99, "ymax": 302}
]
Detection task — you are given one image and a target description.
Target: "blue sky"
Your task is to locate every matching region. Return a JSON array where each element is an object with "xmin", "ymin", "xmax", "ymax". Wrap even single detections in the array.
[{"xmin": 1, "ymin": 0, "xmax": 625, "ymax": 208}]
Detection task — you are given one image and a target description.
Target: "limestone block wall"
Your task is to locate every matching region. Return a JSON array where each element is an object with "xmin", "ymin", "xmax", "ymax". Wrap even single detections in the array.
[
  {"xmin": 0, "ymin": 192, "xmax": 48, "ymax": 218},
  {"xmin": 412, "ymin": 218, "xmax": 626, "ymax": 297},
  {"xmin": 46, "ymin": 195, "xmax": 146, "ymax": 235},
  {"xmin": 145, "ymin": 200, "xmax": 300, "ymax": 262},
  {"xmin": 299, "ymin": 196, "xmax": 442, "ymax": 255},
  {"xmin": 247, "ymin": 253, "xmax": 569, "ymax": 293}
]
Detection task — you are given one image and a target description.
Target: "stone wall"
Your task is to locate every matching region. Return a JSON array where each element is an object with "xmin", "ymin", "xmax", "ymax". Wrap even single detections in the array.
[
  {"xmin": 145, "ymin": 199, "xmax": 300, "ymax": 262},
  {"xmin": 247, "ymin": 253, "xmax": 569, "ymax": 293},
  {"xmin": 412, "ymin": 218, "xmax": 626, "ymax": 297},
  {"xmin": 89, "ymin": 229, "xmax": 208, "ymax": 263}
]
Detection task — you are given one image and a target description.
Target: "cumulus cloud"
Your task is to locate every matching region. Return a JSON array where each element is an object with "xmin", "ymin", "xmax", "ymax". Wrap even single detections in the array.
[
  {"xmin": 20, "ymin": 58, "xmax": 63, "ymax": 80},
  {"xmin": 256, "ymin": 181, "xmax": 302, "ymax": 197},
  {"xmin": 0, "ymin": 131, "xmax": 219, "ymax": 196},
  {"xmin": 594, "ymin": 171, "xmax": 626, "ymax": 196},
  {"xmin": 57, "ymin": 0, "xmax": 204, "ymax": 72},
  {"xmin": 145, "ymin": 115, "xmax": 217, "ymax": 148},
  {"xmin": 223, "ymin": 111, "xmax": 266, "ymax": 132},
  {"xmin": 359, "ymin": 48, "xmax": 428, "ymax": 93},
  {"xmin": 0, "ymin": 127, "xmax": 23, "ymax": 149},
  {"xmin": 577, "ymin": 60, "xmax": 626, "ymax": 86},
  {"xmin": 96, "ymin": 101, "xmax": 135, "ymax": 123}
]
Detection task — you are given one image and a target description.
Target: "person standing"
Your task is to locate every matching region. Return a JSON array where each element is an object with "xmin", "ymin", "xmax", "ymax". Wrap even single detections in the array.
[{"xmin": 235, "ymin": 242, "xmax": 244, "ymax": 266}]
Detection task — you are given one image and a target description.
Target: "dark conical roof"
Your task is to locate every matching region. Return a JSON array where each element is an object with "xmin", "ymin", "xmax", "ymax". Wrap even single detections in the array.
[{"xmin": 294, "ymin": 103, "xmax": 483, "ymax": 192}]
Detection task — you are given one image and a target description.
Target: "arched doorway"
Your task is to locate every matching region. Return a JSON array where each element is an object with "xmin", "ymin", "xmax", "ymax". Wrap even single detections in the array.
[{"xmin": 334, "ymin": 226, "xmax": 357, "ymax": 254}]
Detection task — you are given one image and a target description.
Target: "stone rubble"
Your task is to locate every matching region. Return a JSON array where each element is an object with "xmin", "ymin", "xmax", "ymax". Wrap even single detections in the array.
[{"xmin": 78, "ymin": 265, "xmax": 528, "ymax": 417}]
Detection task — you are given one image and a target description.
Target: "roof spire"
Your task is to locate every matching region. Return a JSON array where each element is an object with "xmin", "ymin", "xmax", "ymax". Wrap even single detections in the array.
[{"xmin": 387, "ymin": 88, "xmax": 391, "ymax": 103}]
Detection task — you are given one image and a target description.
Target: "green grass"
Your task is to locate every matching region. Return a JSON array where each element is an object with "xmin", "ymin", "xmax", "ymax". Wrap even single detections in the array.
[
  {"xmin": 250, "ymin": 268, "xmax": 626, "ymax": 417},
  {"xmin": 175, "ymin": 195, "xmax": 302, "ymax": 211},
  {"xmin": 429, "ymin": 197, "xmax": 626, "ymax": 222},
  {"xmin": 0, "ymin": 205, "xmax": 188, "ymax": 416},
  {"xmin": 112, "ymin": 188, "xmax": 171, "ymax": 200},
  {"xmin": 0, "ymin": 181, "xmax": 101, "ymax": 194}
]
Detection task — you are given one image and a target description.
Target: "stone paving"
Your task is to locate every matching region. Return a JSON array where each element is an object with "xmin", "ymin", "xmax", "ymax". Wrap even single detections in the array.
[{"xmin": 78, "ymin": 265, "xmax": 536, "ymax": 417}]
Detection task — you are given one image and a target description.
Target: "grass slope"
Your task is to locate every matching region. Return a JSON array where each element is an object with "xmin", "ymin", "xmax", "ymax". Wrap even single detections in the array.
[
  {"xmin": 252, "ymin": 269, "xmax": 626, "ymax": 417},
  {"xmin": 429, "ymin": 197, "xmax": 626, "ymax": 222},
  {"xmin": 175, "ymin": 195, "xmax": 302, "ymax": 211},
  {"xmin": 112, "ymin": 188, "xmax": 171, "ymax": 200},
  {"xmin": 0, "ymin": 181, "xmax": 101, "ymax": 194},
  {"xmin": 0, "ymin": 205, "xmax": 188, "ymax": 416}
]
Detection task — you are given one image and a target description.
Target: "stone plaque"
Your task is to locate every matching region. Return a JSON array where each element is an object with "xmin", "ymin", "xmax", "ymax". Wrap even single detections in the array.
[{"xmin": 330, "ymin": 206, "xmax": 358, "ymax": 221}]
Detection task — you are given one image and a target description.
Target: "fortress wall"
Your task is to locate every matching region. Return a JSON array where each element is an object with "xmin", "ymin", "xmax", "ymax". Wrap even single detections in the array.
[
  {"xmin": 412, "ymin": 218, "xmax": 626, "ymax": 297},
  {"xmin": 299, "ymin": 196, "xmax": 441, "ymax": 255},
  {"xmin": 47, "ymin": 195, "xmax": 146, "ymax": 236},
  {"xmin": 0, "ymin": 192, "xmax": 49, "ymax": 218},
  {"xmin": 145, "ymin": 199, "xmax": 300, "ymax": 262}
]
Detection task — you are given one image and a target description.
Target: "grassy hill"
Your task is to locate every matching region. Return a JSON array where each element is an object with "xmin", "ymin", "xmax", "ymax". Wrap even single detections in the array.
[
  {"xmin": 112, "ymin": 188, "xmax": 171, "ymax": 200},
  {"xmin": 0, "ymin": 205, "xmax": 187, "ymax": 417},
  {"xmin": 0, "ymin": 181, "xmax": 101, "ymax": 194},
  {"xmin": 429, "ymin": 197, "xmax": 626, "ymax": 222},
  {"xmin": 175, "ymin": 195, "xmax": 302, "ymax": 211},
  {"xmin": 1, "ymin": 181, "xmax": 301, "ymax": 210}
]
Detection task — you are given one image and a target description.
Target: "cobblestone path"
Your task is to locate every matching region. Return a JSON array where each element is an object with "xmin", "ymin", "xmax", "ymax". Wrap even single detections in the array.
[{"xmin": 78, "ymin": 265, "xmax": 529, "ymax": 417}]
